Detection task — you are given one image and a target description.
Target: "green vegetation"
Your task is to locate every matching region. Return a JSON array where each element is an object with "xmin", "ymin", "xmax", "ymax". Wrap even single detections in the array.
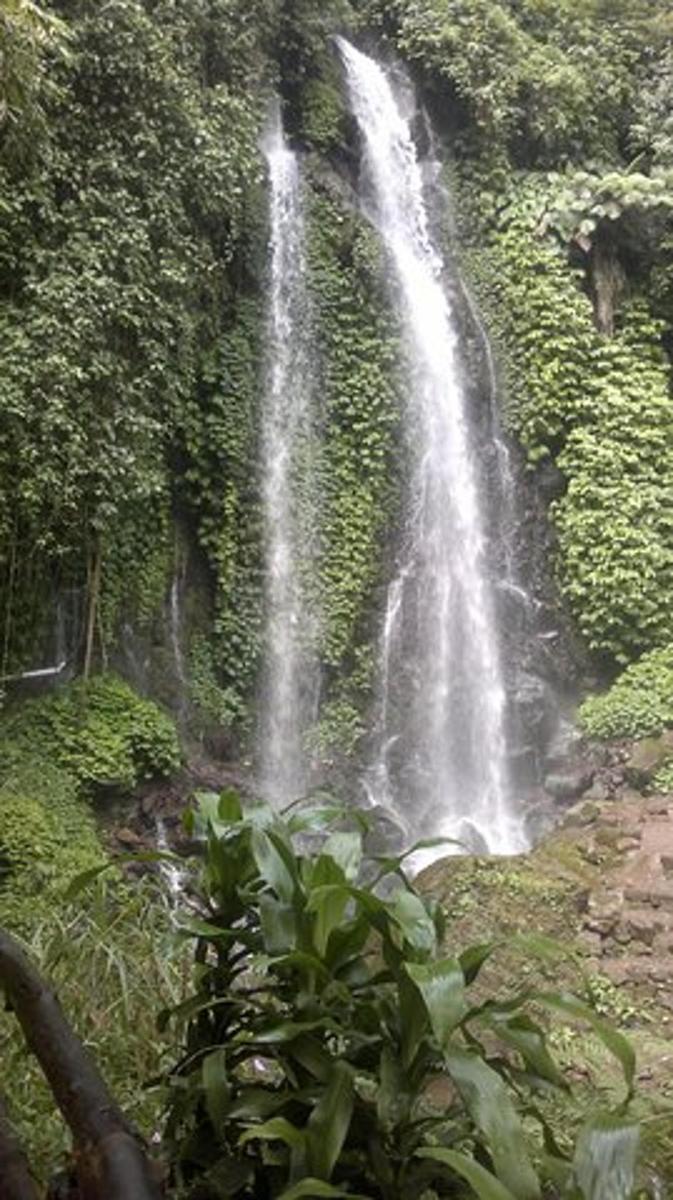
[
  {"xmin": 307, "ymin": 185, "xmax": 401, "ymax": 740},
  {"xmin": 163, "ymin": 792, "xmax": 640, "ymax": 1199},
  {"xmin": 579, "ymin": 646, "xmax": 673, "ymax": 740},
  {"xmin": 0, "ymin": 674, "xmax": 181, "ymax": 793},
  {"xmin": 0, "ymin": 674, "xmax": 178, "ymax": 933},
  {"xmin": 0, "ymin": 881, "xmax": 186, "ymax": 1185},
  {"xmin": 462, "ymin": 182, "xmax": 673, "ymax": 663},
  {"xmin": 0, "ymin": 0, "xmax": 272, "ymax": 676}
]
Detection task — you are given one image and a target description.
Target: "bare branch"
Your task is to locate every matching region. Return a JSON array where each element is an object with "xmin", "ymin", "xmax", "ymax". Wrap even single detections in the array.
[
  {"xmin": 0, "ymin": 1093, "xmax": 40, "ymax": 1200},
  {"xmin": 0, "ymin": 928, "xmax": 161, "ymax": 1200}
]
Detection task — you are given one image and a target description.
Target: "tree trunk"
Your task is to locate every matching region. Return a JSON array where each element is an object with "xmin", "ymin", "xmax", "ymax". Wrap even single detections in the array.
[
  {"xmin": 83, "ymin": 541, "xmax": 101, "ymax": 680},
  {"xmin": 590, "ymin": 228, "xmax": 624, "ymax": 336},
  {"xmin": 0, "ymin": 929, "xmax": 161, "ymax": 1200},
  {"xmin": 0, "ymin": 1094, "xmax": 41, "ymax": 1200}
]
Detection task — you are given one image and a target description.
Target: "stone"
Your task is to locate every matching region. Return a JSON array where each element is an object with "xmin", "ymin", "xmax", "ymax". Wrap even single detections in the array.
[
  {"xmin": 116, "ymin": 827, "xmax": 142, "ymax": 848},
  {"xmin": 583, "ymin": 780, "xmax": 609, "ymax": 802},
  {"xmin": 625, "ymin": 732, "xmax": 673, "ymax": 788},
  {"xmin": 544, "ymin": 767, "xmax": 594, "ymax": 802}
]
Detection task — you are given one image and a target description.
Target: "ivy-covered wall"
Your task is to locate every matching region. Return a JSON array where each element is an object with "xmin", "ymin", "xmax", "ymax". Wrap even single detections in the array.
[
  {"xmin": 2, "ymin": 0, "xmax": 673, "ymax": 772},
  {"xmin": 458, "ymin": 177, "xmax": 673, "ymax": 666}
]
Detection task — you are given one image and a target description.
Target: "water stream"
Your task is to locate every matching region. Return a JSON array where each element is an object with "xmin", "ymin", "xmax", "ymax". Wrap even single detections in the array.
[
  {"xmin": 258, "ymin": 109, "xmax": 320, "ymax": 805},
  {"xmin": 338, "ymin": 41, "xmax": 526, "ymax": 854}
]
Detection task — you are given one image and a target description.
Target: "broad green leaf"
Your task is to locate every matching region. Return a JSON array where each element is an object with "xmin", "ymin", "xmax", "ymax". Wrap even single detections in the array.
[
  {"xmin": 304, "ymin": 854, "xmax": 347, "ymax": 890},
  {"xmin": 572, "ymin": 1114, "xmax": 639, "ymax": 1200},
  {"xmin": 203, "ymin": 1048, "xmax": 229, "ymax": 1133},
  {"xmin": 459, "ymin": 941, "xmax": 497, "ymax": 985},
  {"xmin": 218, "ymin": 789, "xmax": 243, "ymax": 823},
  {"xmin": 227, "ymin": 1088, "xmax": 290, "ymax": 1120},
  {"xmin": 235, "ymin": 1019, "xmax": 333, "ymax": 1045},
  {"xmin": 399, "ymin": 970, "xmax": 429, "ymax": 1069},
  {"xmin": 404, "ymin": 958, "xmax": 465, "ymax": 1047},
  {"xmin": 480, "ymin": 1012, "xmax": 567, "ymax": 1090},
  {"xmin": 251, "ymin": 827, "xmax": 296, "ymax": 902},
  {"xmin": 289, "ymin": 1034, "xmax": 332, "ymax": 1082},
  {"xmin": 306, "ymin": 1062, "xmax": 354, "ymax": 1180},
  {"xmin": 327, "ymin": 918, "xmax": 369, "ymax": 974},
  {"xmin": 260, "ymin": 894, "xmax": 297, "ymax": 954},
  {"xmin": 377, "ymin": 1046, "xmax": 411, "ymax": 1129},
  {"xmin": 535, "ymin": 991, "xmax": 635, "ymax": 1097},
  {"xmin": 175, "ymin": 919, "xmax": 241, "ymax": 942},
  {"xmin": 391, "ymin": 890, "xmax": 436, "ymax": 956},
  {"xmin": 511, "ymin": 932, "xmax": 573, "ymax": 963},
  {"xmin": 444, "ymin": 1047, "xmax": 540, "ymax": 1199},
  {"xmin": 287, "ymin": 803, "xmax": 350, "ymax": 835},
  {"xmin": 64, "ymin": 850, "xmax": 179, "ymax": 899},
  {"xmin": 415, "ymin": 1148, "xmax": 518, "ymax": 1200},
  {"xmin": 239, "ymin": 1116, "xmax": 305, "ymax": 1151},
  {"xmin": 372, "ymin": 837, "xmax": 464, "ymax": 884},
  {"xmin": 322, "ymin": 831, "xmax": 362, "ymax": 881},
  {"xmin": 271, "ymin": 951, "xmax": 331, "ymax": 984},
  {"xmin": 307, "ymin": 885, "xmax": 351, "ymax": 956},
  {"xmin": 277, "ymin": 1180, "xmax": 372, "ymax": 1200}
]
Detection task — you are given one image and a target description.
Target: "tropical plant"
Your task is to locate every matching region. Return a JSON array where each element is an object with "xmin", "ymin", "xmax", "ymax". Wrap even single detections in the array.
[{"xmin": 163, "ymin": 791, "xmax": 640, "ymax": 1199}]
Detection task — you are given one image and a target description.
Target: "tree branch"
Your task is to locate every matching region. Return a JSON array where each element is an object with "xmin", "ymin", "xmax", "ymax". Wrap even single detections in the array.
[
  {"xmin": 0, "ymin": 928, "xmax": 161, "ymax": 1200},
  {"xmin": 0, "ymin": 1093, "xmax": 40, "ymax": 1200}
]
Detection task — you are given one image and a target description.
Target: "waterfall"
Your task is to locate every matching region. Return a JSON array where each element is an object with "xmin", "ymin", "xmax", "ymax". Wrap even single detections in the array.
[
  {"xmin": 338, "ymin": 40, "xmax": 526, "ymax": 854},
  {"xmin": 258, "ymin": 109, "xmax": 320, "ymax": 805}
]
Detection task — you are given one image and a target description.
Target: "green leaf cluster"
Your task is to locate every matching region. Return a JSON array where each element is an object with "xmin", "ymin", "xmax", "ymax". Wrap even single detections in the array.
[
  {"xmin": 0, "ymin": 673, "xmax": 180, "ymax": 794},
  {"xmin": 163, "ymin": 792, "xmax": 639, "ymax": 1200},
  {"xmin": 578, "ymin": 644, "xmax": 673, "ymax": 740},
  {"xmin": 307, "ymin": 185, "xmax": 402, "ymax": 675},
  {"xmin": 365, "ymin": 0, "xmax": 650, "ymax": 164},
  {"xmin": 0, "ymin": 0, "xmax": 271, "ymax": 671},
  {"xmin": 461, "ymin": 175, "xmax": 673, "ymax": 662}
]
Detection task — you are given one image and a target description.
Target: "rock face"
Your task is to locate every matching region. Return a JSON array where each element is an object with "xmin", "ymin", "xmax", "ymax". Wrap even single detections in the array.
[
  {"xmin": 543, "ymin": 767, "xmax": 594, "ymax": 802},
  {"xmin": 419, "ymin": 788, "xmax": 673, "ymax": 1014}
]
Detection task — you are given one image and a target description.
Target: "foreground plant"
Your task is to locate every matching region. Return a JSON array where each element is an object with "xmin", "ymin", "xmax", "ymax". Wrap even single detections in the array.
[{"xmin": 164, "ymin": 792, "xmax": 640, "ymax": 1200}]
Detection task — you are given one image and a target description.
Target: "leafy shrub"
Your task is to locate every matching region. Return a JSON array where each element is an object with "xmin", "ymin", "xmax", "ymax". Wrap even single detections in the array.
[
  {"xmin": 0, "ymin": 764, "xmax": 104, "ymax": 932},
  {"xmin": 579, "ymin": 645, "xmax": 673, "ymax": 739},
  {"xmin": 164, "ymin": 792, "xmax": 639, "ymax": 1200},
  {"xmin": 0, "ymin": 674, "xmax": 180, "ymax": 794},
  {"xmin": 653, "ymin": 760, "xmax": 673, "ymax": 794}
]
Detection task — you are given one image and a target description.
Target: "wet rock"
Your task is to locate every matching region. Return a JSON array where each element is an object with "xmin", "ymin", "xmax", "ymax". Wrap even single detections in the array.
[
  {"xmin": 509, "ymin": 671, "xmax": 558, "ymax": 746},
  {"xmin": 542, "ymin": 716, "xmax": 583, "ymax": 773},
  {"xmin": 536, "ymin": 459, "xmax": 566, "ymax": 502},
  {"xmin": 583, "ymin": 780, "xmax": 609, "ymax": 803},
  {"xmin": 544, "ymin": 766, "xmax": 594, "ymax": 802}
]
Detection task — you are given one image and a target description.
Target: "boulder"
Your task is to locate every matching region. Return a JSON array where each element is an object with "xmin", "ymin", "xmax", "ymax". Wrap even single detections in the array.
[
  {"xmin": 625, "ymin": 731, "xmax": 673, "ymax": 788},
  {"xmin": 544, "ymin": 767, "xmax": 594, "ymax": 803}
]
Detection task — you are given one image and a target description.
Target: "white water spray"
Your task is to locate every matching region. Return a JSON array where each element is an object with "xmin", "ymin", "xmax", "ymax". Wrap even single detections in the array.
[
  {"xmin": 338, "ymin": 41, "xmax": 526, "ymax": 853},
  {"xmin": 258, "ymin": 109, "xmax": 320, "ymax": 805}
]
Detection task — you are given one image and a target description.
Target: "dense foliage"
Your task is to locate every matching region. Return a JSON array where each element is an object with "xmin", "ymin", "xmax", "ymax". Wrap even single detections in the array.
[
  {"xmin": 0, "ymin": 673, "xmax": 180, "ymax": 792},
  {"xmin": 460, "ymin": 179, "xmax": 673, "ymax": 662},
  {"xmin": 164, "ymin": 792, "xmax": 640, "ymax": 1199},
  {"xmin": 0, "ymin": 0, "xmax": 271, "ymax": 676},
  {"xmin": 579, "ymin": 645, "xmax": 673, "ymax": 740}
]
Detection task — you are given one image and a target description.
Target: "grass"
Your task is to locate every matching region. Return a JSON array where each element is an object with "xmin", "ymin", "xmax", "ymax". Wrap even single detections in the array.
[{"xmin": 0, "ymin": 876, "xmax": 189, "ymax": 1184}]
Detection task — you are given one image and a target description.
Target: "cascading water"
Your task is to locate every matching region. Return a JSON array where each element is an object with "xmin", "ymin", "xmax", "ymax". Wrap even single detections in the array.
[
  {"xmin": 258, "ymin": 109, "xmax": 320, "ymax": 805},
  {"xmin": 338, "ymin": 40, "xmax": 526, "ymax": 854}
]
